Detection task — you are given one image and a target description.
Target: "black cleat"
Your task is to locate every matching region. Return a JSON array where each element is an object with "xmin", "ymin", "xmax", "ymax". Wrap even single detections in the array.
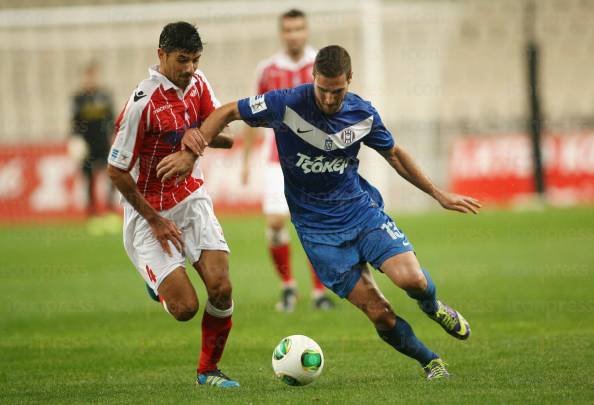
[
  {"xmin": 313, "ymin": 294, "xmax": 335, "ymax": 310},
  {"xmin": 275, "ymin": 287, "xmax": 297, "ymax": 312}
]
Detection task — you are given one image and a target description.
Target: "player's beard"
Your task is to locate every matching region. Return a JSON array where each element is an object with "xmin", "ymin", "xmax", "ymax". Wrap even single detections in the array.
[{"xmin": 177, "ymin": 74, "xmax": 192, "ymax": 89}]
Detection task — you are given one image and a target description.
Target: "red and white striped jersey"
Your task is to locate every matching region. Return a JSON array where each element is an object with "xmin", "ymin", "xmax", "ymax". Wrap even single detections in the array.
[
  {"xmin": 255, "ymin": 46, "xmax": 316, "ymax": 163},
  {"xmin": 108, "ymin": 65, "xmax": 219, "ymax": 211}
]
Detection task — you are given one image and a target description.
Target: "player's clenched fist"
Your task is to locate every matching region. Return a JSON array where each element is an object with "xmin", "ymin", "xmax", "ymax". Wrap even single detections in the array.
[
  {"xmin": 156, "ymin": 151, "xmax": 195, "ymax": 182},
  {"xmin": 147, "ymin": 215, "xmax": 184, "ymax": 256}
]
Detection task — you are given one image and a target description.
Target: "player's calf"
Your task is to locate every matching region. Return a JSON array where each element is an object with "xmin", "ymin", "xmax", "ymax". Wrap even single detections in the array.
[
  {"xmin": 382, "ymin": 256, "xmax": 439, "ymax": 314},
  {"xmin": 347, "ymin": 271, "xmax": 441, "ymax": 375},
  {"xmin": 361, "ymin": 299, "xmax": 397, "ymax": 330}
]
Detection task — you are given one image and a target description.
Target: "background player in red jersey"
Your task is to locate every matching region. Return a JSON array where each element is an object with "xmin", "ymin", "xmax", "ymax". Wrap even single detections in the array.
[
  {"xmin": 106, "ymin": 22, "xmax": 239, "ymax": 388},
  {"xmin": 241, "ymin": 9, "xmax": 334, "ymax": 312}
]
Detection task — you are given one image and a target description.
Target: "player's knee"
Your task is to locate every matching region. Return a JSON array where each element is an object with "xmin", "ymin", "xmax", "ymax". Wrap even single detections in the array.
[
  {"xmin": 398, "ymin": 267, "xmax": 427, "ymax": 291},
  {"xmin": 408, "ymin": 271, "xmax": 428, "ymax": 290},
  {"xmin": 169, "ymin": 298, "xmax": 199, "ymax": 322},
  {"xmin": 266, "ymin": 224, "xmax": 289, "ymax": 246},
  {"xmin": 208, "ymin": 278, "xmax": 233, "ymax": 302},
  {"xmin": 266, "ymin": 214, "xmax": 286, "ymax": 231}
]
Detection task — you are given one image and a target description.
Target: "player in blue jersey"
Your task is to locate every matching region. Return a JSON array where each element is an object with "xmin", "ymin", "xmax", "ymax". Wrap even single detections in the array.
[{"xmin": 157, "ymin": 45, "xmax": 481, "ymax": 380}]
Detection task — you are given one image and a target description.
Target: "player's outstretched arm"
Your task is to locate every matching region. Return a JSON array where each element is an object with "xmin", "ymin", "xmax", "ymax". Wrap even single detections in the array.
[
  {"xmin": 156, "ymin": 102, "xmax": 242, "ymax": 182},
  {"xmin": 378, "ymin": 145, "xmax": 482, "ymax": 214},
  {"xmin": 107, "ymin": 165, "xmax": 184, "ymax": 255}
]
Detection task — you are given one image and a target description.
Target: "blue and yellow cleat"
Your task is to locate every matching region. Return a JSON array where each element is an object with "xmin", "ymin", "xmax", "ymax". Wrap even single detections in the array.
[
  {"xmin": 423, "ymin": 358, "xmax": 449, "ymax": 380},
  {"xmin": 197, "ymin": 369, "xmax": 240, "ymax": 388},
  {"xmin": 426, "ymin": 301, "xmax": 471, "ymax": 340}
]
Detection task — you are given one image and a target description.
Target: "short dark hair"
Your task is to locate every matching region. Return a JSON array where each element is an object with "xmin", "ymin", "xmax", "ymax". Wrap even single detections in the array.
[
  {"xmin": 280, "ymin": 8, "xmax": 306, "ymax": 21},
  {"xmin": 159, "ymin": 21, "xmax": 203, "ymax": 54},
  {"xmin": 313, "ymin": 45, "xmax": 352, "ymax": 78}
]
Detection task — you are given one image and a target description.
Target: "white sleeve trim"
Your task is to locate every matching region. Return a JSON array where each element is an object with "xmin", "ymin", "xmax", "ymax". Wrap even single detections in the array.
[{"xmin": 108, "ymin": 87, "xmax": 152, "ymax": 171}]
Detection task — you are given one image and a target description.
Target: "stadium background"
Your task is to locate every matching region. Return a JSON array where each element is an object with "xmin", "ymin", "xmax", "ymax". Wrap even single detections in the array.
[
  {"xmin": 1, "ymin": 1, "xmax": 593, "ymax": 403},
  {"xmin": 2, "ymin": 0, "xmax": 594, "ymax": 218}
]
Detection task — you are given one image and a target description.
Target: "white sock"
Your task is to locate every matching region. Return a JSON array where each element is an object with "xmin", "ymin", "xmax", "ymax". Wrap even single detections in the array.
[{"xmin": 205, "ymin": 299, "xmax": 234, "ymax": 318}]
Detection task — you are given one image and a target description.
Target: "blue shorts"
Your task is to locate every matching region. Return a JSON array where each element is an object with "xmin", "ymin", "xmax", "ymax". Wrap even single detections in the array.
[{"xmin": 296, "ymin": 209, "xmax": 414, "ymax": 298}]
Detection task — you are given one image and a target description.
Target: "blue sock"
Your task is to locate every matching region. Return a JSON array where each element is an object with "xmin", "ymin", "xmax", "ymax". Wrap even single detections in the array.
[
  {"xmin": 377, "ymin": 316, "xmax": 439, "ymax": 367},
  {"xmin": 405, "ymin": 268, "xmax": 438, "ymax": 314}
]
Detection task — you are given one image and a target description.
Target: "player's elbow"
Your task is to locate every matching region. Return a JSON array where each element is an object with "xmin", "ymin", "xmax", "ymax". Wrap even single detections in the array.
[{"xmin": 390, "ymin": 145, "xmax": 402, "ymax": 161}]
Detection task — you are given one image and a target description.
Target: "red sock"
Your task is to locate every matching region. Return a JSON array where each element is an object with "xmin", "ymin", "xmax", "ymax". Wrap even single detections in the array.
[
  {"xmin": 309, "ymin": 261, "xmax": 325, "ymax": 292},
  {"xmin": 270, "ymin": 244, "xmax": 293, "ymax": 284},
  {"xmin": 198, "ymin": 311, "xmax": 232, "ymax": 374}
]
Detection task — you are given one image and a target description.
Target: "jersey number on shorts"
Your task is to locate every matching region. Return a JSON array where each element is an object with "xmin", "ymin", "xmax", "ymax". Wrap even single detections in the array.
[
  {"xmin": 145, "ymin": 265, "xmax": 157, "ymax": 283},
  {"xmin": 381, "ymin": 221, "xmax": 407, "ymax": 244}
]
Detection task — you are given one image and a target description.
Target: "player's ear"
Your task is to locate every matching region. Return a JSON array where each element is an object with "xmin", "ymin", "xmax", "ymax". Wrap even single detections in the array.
[
  {"xmin": 157, "ymin": 48, "xmax": 166, "ymax": 63},
  {"xmin": 346, "ymin": 70, "xmax": 353, "ymax": 83}
]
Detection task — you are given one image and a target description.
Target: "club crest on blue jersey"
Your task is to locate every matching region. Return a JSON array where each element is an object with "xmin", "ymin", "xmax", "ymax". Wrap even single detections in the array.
[
  {"xmin": 324, "ymin": 138, "xmax": 334, "ymax": 151},
  {"xmin": 341, "ymin": 128, "xmax": 355, "ymax": 145}
]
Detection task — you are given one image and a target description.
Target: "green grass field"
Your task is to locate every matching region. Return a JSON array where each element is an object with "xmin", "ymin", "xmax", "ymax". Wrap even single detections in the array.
[{"xmin": 1, "ymin": 207, "xmax": 593, "ymax": 404}]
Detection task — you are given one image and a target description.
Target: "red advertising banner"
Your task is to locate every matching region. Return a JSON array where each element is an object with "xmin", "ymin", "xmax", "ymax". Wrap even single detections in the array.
[
  {"xmin": 0, "ymin": 140, "xmax": 264, "ymax": 222},
  {"xmin": 0, "ymin": 143, "xmax": 82, "ymax": 221},
  {"xmin": 450, "ymin": 132, "xmax": 594, "ymax": 204}
]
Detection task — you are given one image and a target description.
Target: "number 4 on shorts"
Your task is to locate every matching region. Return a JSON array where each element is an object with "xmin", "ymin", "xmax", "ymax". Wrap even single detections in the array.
[{"xmin": 145, "ymin": 265, "xmax": 157, "ymax": 283}]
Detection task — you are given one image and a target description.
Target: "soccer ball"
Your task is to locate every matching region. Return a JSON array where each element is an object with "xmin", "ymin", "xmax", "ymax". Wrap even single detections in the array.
[{"xmin": 271, "ymin": 335, "xmax": 324, "ymax": 386}]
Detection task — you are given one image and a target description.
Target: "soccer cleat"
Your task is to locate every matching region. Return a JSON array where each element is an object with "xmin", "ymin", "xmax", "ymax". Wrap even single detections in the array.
[
  {"xmin": 145, "ymin": 283, "xmax": 160, "ymax": 302},
  {"xmin": 425, "ymin": 300, "xmax": 471, "ymax": 340},
  {"xmin": 197, "ymin": 369, "xmax": 240, "ymax": 388},
  {"xmin": 313, "ymin": 294, "xmax": 335, "ymax": 310},
  {"xmin": 275, "ymin": 287, "xmax": 297, "ymax": 312},
  {"xmin": 424, "ymin": 358, "xmax": 449, "ymax": 380}
]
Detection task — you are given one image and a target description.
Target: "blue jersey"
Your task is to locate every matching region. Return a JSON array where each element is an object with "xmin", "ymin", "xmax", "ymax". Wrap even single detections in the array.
[{"xmin": 237, "ymin": 84, "xmax": 394, "ymax": 232}]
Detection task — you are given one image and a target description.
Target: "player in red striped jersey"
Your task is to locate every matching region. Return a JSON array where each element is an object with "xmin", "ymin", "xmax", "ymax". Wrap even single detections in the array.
[
  {"xmin": 241, "ymin": 9, "xmax": 334, "ymax": 312},
  {"xmin": 106, "ymin": 22, "xmax": 239, "ymax": 388}
]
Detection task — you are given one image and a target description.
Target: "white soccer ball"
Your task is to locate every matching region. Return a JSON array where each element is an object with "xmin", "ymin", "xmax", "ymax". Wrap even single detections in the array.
[{"xmin": 272, "ymin": 335, "xmax": 324, "ymax": 386}]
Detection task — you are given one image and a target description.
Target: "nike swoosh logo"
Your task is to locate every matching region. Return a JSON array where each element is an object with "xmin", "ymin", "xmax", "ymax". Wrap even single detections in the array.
[
  {"xmin": 457, "ymin": 318, "xmax": 468, "ymax": 336},
  {"xmin": 134, "ymin": 91, "xmax": 147, "ymax": 102},
  {"xmin": 296, "ymin": 128, "xmax": 313, "ymax": 134}
]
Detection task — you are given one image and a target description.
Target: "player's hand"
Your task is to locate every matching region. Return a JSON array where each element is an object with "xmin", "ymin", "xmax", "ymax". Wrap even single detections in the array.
[
  {"xmin": 147, "ymin": 215, "xmax": 183, "ymax": 256},
  {"xmin": 435, "ymin": 191, "xmax": 482, "ymax": 214},
  {"xmin": 156, "ymin": 151, "xmax": 195, "ymax": 183},
  {"xmin": 181, "ymin": 128, "xmax": 208, "ymax": 156}
]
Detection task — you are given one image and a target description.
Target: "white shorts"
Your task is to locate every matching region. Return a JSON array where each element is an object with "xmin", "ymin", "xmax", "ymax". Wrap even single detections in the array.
[
  {"xmin": 262, "ymin": 163, "xmax": 289, "ymax": 216},
  {"xmin": 123, "ymin": 192, "xmax": 230, "ymax": 291}
]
